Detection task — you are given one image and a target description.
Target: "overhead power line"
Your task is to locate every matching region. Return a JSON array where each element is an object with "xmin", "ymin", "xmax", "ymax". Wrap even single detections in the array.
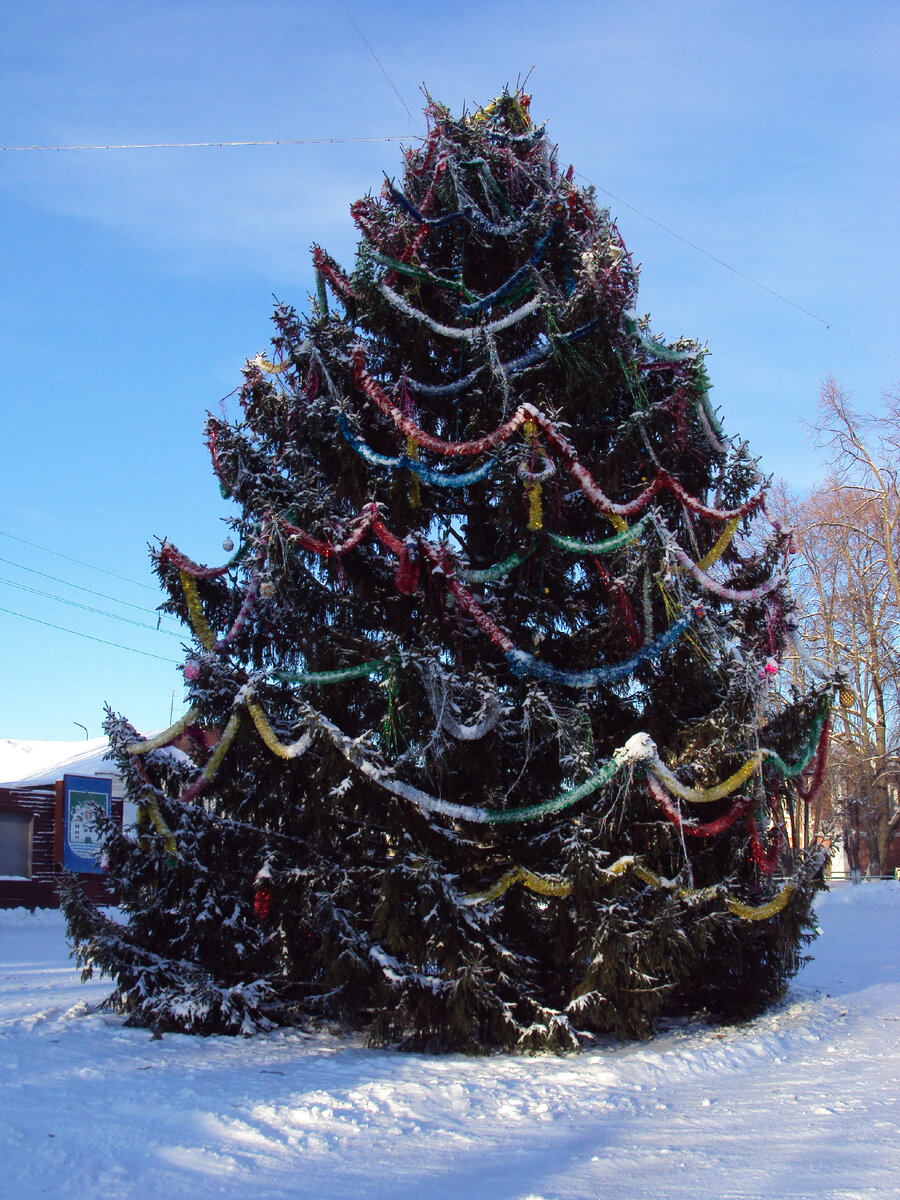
[
  {"xmin": 0, "ymin": 529, "xmax": 157, "ymax": 590},
  {"xmin": 0, "ymin": 605, "xmax": 180, "ymax": 663},
  {"xmin": 579, "ymin": 172, "xmax": 900, "ymax": 367},
  {"xmin": 0, "ymin": 576, "xmax": 183, "ymax": 638},
  {"xmin": 0, "ymin": 554, "xmax": 179, "ymax": 624},
  {"xmin": 1, "ymin": 135, "xmax": 409, "ymax": 152},
  {"xmin": 338, "ymin": 0, "xmax": 416, "ymax": 127},
  {"xmin": 1, "ymin": 127, "xmax": 894, "ymax": 365}
]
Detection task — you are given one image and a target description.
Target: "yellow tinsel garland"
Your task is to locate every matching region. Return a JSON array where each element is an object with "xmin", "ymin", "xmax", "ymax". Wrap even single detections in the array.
[
  {"xmin": 252, "ymin": 353, "xmax": 290, "ymax": 375},
  {"xmin": 649, "ymin": 753, "xmax": 763, "ymax": 804},
  {"xmin": 202, "ymin": 710, "xmax": 241, "ymax": 780},
  {"xmin": 140, "ymin": 794, "xmax": 179, "ymax": 858},
  {"xmin": 463, "ymin": 854, "xmax": 796, "ymax": 921},
  {"xmin": 726, "ymin": 884, "xmax": 795, "ymax": 921},
  {"xmin": 179, "ymin": 570, "xmax": 217, "ymax": 651},
  {"xmin": 125, "ymin": 705, "xmax": 200, "ymax": 755},
  {"xmin": 245, "ymin": 692, "xmax": 312, "ymax": 759},
  {"xmin": 695, "ymin": 516, "xmax": 740, "ymax": 572}
]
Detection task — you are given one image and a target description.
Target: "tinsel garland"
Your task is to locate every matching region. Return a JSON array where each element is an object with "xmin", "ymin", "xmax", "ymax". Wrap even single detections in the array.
[
  {"xmin": 646, "ymin": 772, "xmax": 755, "ymax": 835},
  {"xmin": 797, "ymin": 710, "xmax": 832, "ymax": 803},
  {"xmin": 463, "ymin": 865, "xmax": 570, "ymax": 903},
  {"xmin": 504, "ymin": 602, "xmax": 701, "ymax": 689},
  {"xmin": 377, "ymin": 280, "xmax": 544, "ymax": 340},
  {"xmin": 369, "ymin": 248, "xmax": 475, "ymax": 300},
  {"xmin": 388, "ymin": 182, "xmax": 545, "ymax": 236},
  {"xmin": 694, "ymin": 517, "xmax": 740, "ymax": 572},
  {"xmin": 179, "ymin": 570, "xmax": 217, "ymax": 651},
  {"xmin": 459, "ymin": 541, "xmax": 537, "ymax": 583},
  {"xmin": 544, "ymin": 516, "xmax": 650, "ymax": 555},
  {"xmin": 270, "ymin": 660, "xmax": 387, "ymax": 685},
  {"xmin": 664, "ymin": 538, "xmax": 784, "ymax": 603},
  {"xmin": 139, "ymin": 794, "xmax": 179, "ymax": 859},
  {"xmin": 623, "ymin": 313, "xmax": 696, "ymax": 366},
  {"xmin": 421, "ymin": 669, "xmax": 503, "ymax": 741},
  {"xmin": 747, "ymin": 816, "xmax": 783, "ymax": 874},
  {"xmin": 352, "ymin": 352, "xmax": 767, "ymax": 522},
  {"xmin": 250, "ymin": 353, "xmax": 290, "ymax": 375},
  {"xmin": 338, "ymin": 413, "xmax": 497, "ymax": 488},
  {"xmin": 245, "ymin": 691, "xmax": 313, "ymax": 760},
  {"xmin": 178, "ymin": 570, "xmax": 259, "ymax": 653},
  {"xmin": 462, "ymin": 853, "xmax": 798, "ymax": 923},
  {"xmin": 480, "ymin": 118, "xmax": 547, "ymax": 145},
  {"xmin": 640, "ymin": 703, "xmax": 830, "ymax": 804},
  {"xmin": 125, "ymin": 705, "xmax": 200, "ymax": 755},
  {"xmin": 295, "ymin": 697, "xmax": 642, "ymax": 823},
  {"xmin": 401, "ymin": 321, "xmax": 596, "ymax": 397},
  {"xmin": 311, "ymin": 246, "xmax": 358, "ymax": 301},
  {"xmin": 457, "ymin": 220, "xmax": 559, "ymax": 315},
  {"xmin": 159, "ymin": 542, "xmax": 231, "ymax": 580},
  {"xmin": 622, "ymin": 315, "xmax": 729, "ymax": 455},
  {"xmin": 725, "ymin": 885, "xmax": 794, "ymax": 921}
]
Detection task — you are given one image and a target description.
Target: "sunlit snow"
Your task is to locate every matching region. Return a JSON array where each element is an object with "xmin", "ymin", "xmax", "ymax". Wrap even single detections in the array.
[{"xmin": 1, "ymin": 884, "xmax": 898, "ymax": 1199}]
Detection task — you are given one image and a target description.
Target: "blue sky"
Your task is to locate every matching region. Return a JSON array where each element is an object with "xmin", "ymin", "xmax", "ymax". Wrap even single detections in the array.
[{"xmin": 1, "ymin": 0, "xmax": 897, "ymax": 743}]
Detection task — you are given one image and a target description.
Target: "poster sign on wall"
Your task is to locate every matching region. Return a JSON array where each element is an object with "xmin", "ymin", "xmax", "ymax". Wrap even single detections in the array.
[{"xmin": 61, "ymin": 775, "xmax": 111, "ymax": 874}]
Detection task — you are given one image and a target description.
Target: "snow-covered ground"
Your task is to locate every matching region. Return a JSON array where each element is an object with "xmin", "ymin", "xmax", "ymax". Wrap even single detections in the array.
[{"xmin": 1, "ymin": 885, "xmax": 898, "ymax": 1200}]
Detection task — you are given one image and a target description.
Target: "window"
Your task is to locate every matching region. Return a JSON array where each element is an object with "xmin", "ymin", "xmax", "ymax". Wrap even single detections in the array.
[{"xmin": 0, "ymin": 812, "xmax": 33, "ymax": 879}]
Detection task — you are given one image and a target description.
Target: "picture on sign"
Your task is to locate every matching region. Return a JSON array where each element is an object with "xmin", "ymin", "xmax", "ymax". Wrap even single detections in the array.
[{"xmin": 62, "ymin": 775, "xmax": 112, "ymax": 874}]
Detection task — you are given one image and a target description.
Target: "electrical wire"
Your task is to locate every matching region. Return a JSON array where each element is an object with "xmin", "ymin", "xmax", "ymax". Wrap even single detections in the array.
[
  {"xmin": 578, "ymin": 172, "xmax": 900, "ymax": 366},
  {"xmin": 0, "ymin": 529, "xmax": 157, "ymax": 590},
  {"xmin": 0, "ymin": 555, "xmax": 180, "ymax": 624},
  {"xmin": 0, "ymin": 576, "xmax": 183, "ymax": 638},
  {"xmin": 0, "ymin": 605, "xmax": 181, "ymax": 663},
  {"xmin": 1, "ymin": 135, "xmax": 409, "ymax": 152},
  {"xmin": 337, "ymin": 0, "xmax": 417, "ymax": 127}
]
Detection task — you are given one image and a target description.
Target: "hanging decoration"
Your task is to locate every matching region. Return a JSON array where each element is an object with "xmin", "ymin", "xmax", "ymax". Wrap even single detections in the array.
[
  {"xmin": 337, "ymin": 413, "xmax": 497, "ymax": 489},
  {"xmin": 646, "ymin": 773, "xmax": 754, "ymax": 835},
  {"xmin": 388, "ymin": 182, "xmax": 545, "ymax": 237},
  {"xmin": 352, "ymin": 350, "xmax": 767, "ymax": 523},
  {"xmin": 377, "ymin": 280, "xmax": 544, "ymax": 340},
  {"xmin": 544, "ymin": 516, "xmax": 650, "ymax": 556},
  {"xmin": 747, "ymin": 817, "xmax": 784, "ymax": 874},
  {"xmin": 460, "ymin": 853, "xmax": 799, "ymax": 923},
  {"xmin": 245, "ymin": 691, "xmax": 314, "ymax": 760},
  {"xmin": 270, "ymin": 660, "xmax": 388, "ymax": 685},
  {"xmin": 638, "ymin": 702, "xmax": 831, "ymax": 806},
  {"xmin": 395, "ymin": 535, "xmax": 421, "ymax": 594},
  {"xmin": 253, "ymin": 866, "xmax": 272, "ymax": 920},
  {"xmin": 138, "ymin": 793, "xmax": 179, "ymax": 859},
  {"xmin": 505, "ymin": 603, "xmax": 701, "ymax": 688},
  {"xmin": 459, "ymin": 541, "xmax": 537, "ymax": 584},
  {"xmin": 125, "ymin": 706, "xmax": 200, "ymax": 755}
]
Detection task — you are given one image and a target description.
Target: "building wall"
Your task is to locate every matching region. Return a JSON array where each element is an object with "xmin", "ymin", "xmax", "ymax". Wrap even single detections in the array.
[{"xmin": 0, "ymin": 784, "xmax": 122, "ymax": 908}]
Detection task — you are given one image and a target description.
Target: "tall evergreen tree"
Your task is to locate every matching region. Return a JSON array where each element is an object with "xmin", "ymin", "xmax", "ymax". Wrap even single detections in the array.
[{"xmin": 63, "ymin": 90, "xmax": 838, "ymax": 1049}]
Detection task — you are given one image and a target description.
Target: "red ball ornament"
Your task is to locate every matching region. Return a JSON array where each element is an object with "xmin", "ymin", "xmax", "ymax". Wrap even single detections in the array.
[
  {"xmin": 254, "ymin": 881, "xmax": 272, "ymax": 920},
  {"xmin": 184, "ymin": 659, "xmax": 201, "ymax": 682}
]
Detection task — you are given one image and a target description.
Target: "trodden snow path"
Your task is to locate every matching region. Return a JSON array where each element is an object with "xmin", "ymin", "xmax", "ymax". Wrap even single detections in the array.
[{"xmin": 1, "ymin": 885, "xmax": 898, "ymax": 1200}]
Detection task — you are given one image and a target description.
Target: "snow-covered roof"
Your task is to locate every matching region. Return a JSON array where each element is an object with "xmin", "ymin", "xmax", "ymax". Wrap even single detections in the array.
[{"xmin": 0, "ymin": 737, "xmax": 120, "ymax": 789}]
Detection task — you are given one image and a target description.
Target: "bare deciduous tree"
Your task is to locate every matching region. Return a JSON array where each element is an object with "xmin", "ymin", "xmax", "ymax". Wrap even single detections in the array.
[{"xmin": 781, "ymin": 377, "xmax": 900, "ymax": 875}]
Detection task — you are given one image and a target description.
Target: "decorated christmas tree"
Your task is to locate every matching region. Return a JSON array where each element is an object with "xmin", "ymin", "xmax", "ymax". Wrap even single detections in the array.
[{"xmin": 62, "ymin": 90, "xmax": 838, "ymax": 1049}]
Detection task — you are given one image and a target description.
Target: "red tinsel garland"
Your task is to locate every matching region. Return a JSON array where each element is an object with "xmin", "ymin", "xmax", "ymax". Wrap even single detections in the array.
[{"xmin": 646, "ymin": 772, "xmax": 755, "ymax": 836}]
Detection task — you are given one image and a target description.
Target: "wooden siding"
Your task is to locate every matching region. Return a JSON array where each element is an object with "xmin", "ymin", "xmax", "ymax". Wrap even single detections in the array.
[{"xmin": 0, "ymin": 784, "xmax": 122, "ymax": 909}]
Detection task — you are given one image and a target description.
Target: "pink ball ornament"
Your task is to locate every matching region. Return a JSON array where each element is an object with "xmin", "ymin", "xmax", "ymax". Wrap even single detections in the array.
[
  {"xmin": 759, "ymin": 657, "xmax": 779, "ymax": 679},
  {"xmin": 184, "ymin": 659, "xmax": 201, "ymax": 682}
]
